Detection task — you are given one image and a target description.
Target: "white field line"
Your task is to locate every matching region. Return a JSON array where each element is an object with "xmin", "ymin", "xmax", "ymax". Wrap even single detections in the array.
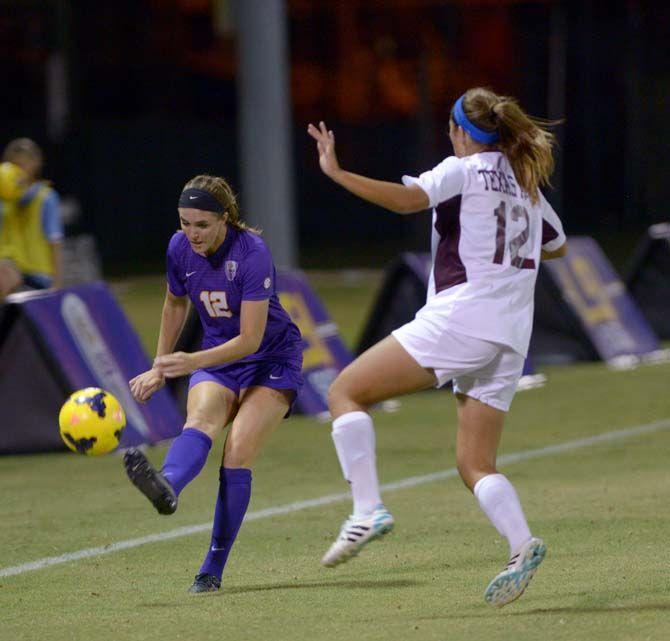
[{"xmin": 2, "ymin": 417, "xmax": 669, "ymax": 579}]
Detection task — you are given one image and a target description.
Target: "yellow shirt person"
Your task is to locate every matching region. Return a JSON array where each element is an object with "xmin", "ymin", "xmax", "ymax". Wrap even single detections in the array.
[{"xmin": 0, "ymin": 139, "xmax": 63, "ymax": 300}]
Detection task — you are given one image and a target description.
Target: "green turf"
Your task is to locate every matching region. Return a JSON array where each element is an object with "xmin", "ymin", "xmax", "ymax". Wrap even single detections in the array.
[{"xmin": 1, "ymin": 273, "xmax": 669, "ymax": 641}]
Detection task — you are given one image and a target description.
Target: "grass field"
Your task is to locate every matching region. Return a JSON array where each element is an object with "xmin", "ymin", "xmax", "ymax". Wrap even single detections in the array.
[{"xmin": 2, "ymin": 273, "xmax": 669, "ymax": 641}]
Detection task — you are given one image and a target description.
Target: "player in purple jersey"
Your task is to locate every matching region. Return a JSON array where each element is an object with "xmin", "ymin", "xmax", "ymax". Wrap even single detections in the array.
[
  {"xmin": 123, "ymin": 174, "xmax": 303, "ymax": 594},
  {"xmin": 308, "ymin": 87, "xmax": 567, "ymax": 607}
]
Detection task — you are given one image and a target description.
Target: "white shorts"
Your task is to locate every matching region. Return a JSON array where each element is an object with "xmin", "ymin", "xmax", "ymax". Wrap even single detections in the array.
[{"xmin": 391, "ymin": 320, "xmax": 525, "ymax": 412}]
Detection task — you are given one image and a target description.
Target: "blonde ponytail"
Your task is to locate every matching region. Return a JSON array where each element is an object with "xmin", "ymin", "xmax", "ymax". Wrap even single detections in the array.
[{"xmin": 457, "ymin": 88, "xmax": 561, "ymax": 204}]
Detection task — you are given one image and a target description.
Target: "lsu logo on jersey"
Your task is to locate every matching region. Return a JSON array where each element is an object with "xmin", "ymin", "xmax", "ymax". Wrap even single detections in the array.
[{"xmin": 225, "ymin": 260, "xmax": 238, "ymax": 281}]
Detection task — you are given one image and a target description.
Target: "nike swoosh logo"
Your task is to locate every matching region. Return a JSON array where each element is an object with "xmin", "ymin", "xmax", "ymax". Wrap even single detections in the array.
[
  {"xmin": 189, "ymin": 195, "xmax": 198, "ymax": 200},
  {"xmin": 186, "ymin": 271, "xmax": 196, "ymax": 277},
  {"xmin": 269, "ymin": 374, "xmax": 282, "ymax": 380},
  {"xmin": 211, "ymin": 546, "xmax": 225, "ymax": 552}
]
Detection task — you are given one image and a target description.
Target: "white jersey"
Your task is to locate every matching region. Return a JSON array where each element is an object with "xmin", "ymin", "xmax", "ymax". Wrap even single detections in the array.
[{"xmin": 402, "ymin": 151, "xmax": 565, "ymax": 357}]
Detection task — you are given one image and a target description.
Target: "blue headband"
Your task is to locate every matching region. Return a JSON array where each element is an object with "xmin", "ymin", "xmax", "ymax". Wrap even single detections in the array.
[
  {"xmin": 453, "ymin": 95, "xmax": 499, "ymax": 144},
  {"xmin": 178, "ymin": 188, "xmax": 224, "ymax": 214}
]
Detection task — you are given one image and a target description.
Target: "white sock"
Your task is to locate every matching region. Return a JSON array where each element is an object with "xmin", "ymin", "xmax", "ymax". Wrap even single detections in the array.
[
  {"xmin": 331, "ymin": 411, "xmax": 382, "ymax": 517},
  {"xmin": 473, "ymin": 473, "xmax": 532, "ymax": 556}
]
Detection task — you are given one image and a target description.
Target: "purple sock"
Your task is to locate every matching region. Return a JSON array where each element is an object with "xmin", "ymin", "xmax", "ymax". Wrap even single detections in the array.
[
  {"xmin": 161, "ymin": 428, "xmax": 212, "ymax": 496},
  {"xmin": 199, "ymin": 467, "xmax": 252, "ymax": 580}
]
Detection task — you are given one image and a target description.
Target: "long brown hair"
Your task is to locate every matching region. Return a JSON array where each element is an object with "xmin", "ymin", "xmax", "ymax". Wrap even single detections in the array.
[
  {"xmin": 455, "ymin": 88, "xmax": 560, "ymax": 203},
  {"xmin": 182, "ymin": 174, "xmax": 260, "ymax": 233}
]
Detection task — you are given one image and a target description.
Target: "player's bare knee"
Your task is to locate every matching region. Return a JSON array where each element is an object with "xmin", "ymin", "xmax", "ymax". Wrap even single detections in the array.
[
  {"xmin": 330, "ymin": 365, "xmax": 373, "ymax": 403},
  {"xmin": 327, "ymin": 380, "xmax": 369, "ymax": 416},
  {"xmin": 327, "ymin": 377, "xmax": 350, "ymax": 409},
  {"xmin": 457, "ymin": 457, "xmax": 494, "ymax": 492},
  {"xmin": 223, "ymin": 442, "xmax": 254, "ymax": 468},
  {"xmin": 456, "ymin": 461, "xmax": 475, "ymax": 490},
  {"xmin": 183, "ymin": 417, "xmax": 220, "ymax": 440}
]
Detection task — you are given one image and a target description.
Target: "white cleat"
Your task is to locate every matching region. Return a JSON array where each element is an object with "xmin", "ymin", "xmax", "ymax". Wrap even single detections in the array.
[
  {"xmin": 321, "ymin": 504, "xmax": 394, "ymax": 568},
  {"xmin": 484, "ymin": 537, "xmax": 546, "ymax": 607}
]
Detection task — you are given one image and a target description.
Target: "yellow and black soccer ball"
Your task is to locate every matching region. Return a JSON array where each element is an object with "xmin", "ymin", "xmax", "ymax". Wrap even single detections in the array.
[{"xmin": 58, "ymin": 388, "xmax": 126, "ymax": 456}]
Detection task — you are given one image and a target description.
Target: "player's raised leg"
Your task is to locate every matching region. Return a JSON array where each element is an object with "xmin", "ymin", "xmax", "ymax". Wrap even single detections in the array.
[
  {"xmin": 454, "ymin": 393, "xmax": 545, "ymax": 607},
  {"xmin": 189, "ymin": 385, "xmax": 291, "ymax": 593},
  {"xmin": 124, "ymin": 381, "xmax": 236, "ymax": 515},
  {"xmin": 322, "ymin": 335, "xmax": 436, "ymax": 567}
]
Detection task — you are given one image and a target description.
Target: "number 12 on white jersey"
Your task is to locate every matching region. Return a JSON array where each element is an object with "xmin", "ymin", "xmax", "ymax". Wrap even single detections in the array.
[{"xmin": 492, "ymin": 200, "xmax": 536, "ymax": 270}]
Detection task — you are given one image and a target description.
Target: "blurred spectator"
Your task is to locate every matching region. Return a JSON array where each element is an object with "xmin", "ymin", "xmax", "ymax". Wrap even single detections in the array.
[{"xmin": 0, "ymin": 138, "xmax": 63, "ymax": 300}]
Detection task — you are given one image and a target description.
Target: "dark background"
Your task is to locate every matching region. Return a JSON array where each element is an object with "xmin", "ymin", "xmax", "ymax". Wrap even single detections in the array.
[{"xmin": 0, "ymin": 0, "xmax": 667, "ymax": 272}]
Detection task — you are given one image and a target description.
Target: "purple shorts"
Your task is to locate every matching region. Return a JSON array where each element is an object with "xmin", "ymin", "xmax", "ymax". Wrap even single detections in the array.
[{"xmin": 189, "ymin": 360, "xmax": 303, "ymax": 416}]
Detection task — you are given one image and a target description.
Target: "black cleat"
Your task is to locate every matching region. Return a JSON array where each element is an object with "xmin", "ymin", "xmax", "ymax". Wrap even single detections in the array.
[
  {"xmin": 123, "ymin": 448, "xmax": 178, "ymax": 515},
  {"xmin": 188, "ymin": 573, "xmax": 221, "ymax": 594}
]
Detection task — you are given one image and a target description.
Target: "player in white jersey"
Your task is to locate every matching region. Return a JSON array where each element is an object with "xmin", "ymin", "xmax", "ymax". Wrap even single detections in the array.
[{"xmin": 308, "ymin": 87, "xmax": 566, "ymax": 607}]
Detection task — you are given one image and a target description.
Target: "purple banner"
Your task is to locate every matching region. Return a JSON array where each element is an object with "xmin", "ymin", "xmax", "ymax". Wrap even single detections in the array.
[
  {"xmin": 276, "ymin": 270, "xmax": 353, "ymax": 417},
  {"xmin": 19, "ymin": 283, "xmax": 183, "ymax": 446},
  {"xmin": 543, "ymin": 237, "xmax": 659, "ymax": 360}
]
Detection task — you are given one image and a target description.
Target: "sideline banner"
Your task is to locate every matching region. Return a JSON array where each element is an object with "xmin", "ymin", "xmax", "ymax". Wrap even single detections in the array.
[
  {"xmin": 541, "ymin": 237, "xmax": 659, "ymax": 362},
  {"xmin": 626, "ymin": 222, "xmax": 670, "ymax": 339},
  {"xmin": 357, "ymin": 253, "xmax": 432, "ymax": 355},
  {"xmin": 276, "ymin": 271, "xmax": 352, "ymax": 417},
  {"xmin": 0, "ymin": 283, "xmax": 182, "ymax": 453}
]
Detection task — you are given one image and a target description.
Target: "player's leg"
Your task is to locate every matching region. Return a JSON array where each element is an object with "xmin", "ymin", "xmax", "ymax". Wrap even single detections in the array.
[
  {"xmin": 0, "ymin": 259, "xmax": 22, "ymax": 299},
  {"xmin": 328, "ymin": 334, "xmax": 436, "ymax": 513},
  {"xmin": 454, "ymin": 393, "xmax": 504, "ymax": 489},
  {"xmin": 328, "ymin": 334, "xmax": 437, "ymax": 417},
  {"xmin": 322, "ymin": 334, "xmax": 436, "ymax": 567},
  {"xmin": 454, "ymin": 355, "xmax": 545, "ymax": 607},
  {"xmin": 190, "ymin": 385, "xmax": 290, "ymax": 593},
  {"xmin": 162, "ymin": 381, "xmax": 238, "ymax": 493},
  {"xmin": 124, "ymin": 381, "xmax": 237, "ymax": 515},
  {"xmin": 455, "ymin": 393, "xmax": 534, "ymax": 547}
]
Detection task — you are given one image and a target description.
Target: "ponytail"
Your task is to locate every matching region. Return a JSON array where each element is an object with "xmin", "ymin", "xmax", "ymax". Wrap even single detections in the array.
[{"xmin": 455, "ymin": 88, "xmax": 561, "ymax": 204}]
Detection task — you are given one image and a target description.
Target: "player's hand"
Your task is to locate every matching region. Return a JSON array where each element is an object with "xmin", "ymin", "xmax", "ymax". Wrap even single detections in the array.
[
  {"xmin": 153, "ymin": 351, "xmax": 197, "ymax": 378},
  {"xmin": 307, "ymin": 121, "xmax": 341, "ymax": 178},
  {"xmin": 129, "ymin": 368, "xmax": 165, "ymax": 403}
]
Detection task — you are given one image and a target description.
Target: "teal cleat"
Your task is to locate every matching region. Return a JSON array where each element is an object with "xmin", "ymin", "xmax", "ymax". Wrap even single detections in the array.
[
  {"xmin": 484, "ymin": 537, "xmax": 546, "ymax": 607},
  {"xmin": 321, "ymin": 504, "xmax": 394, "ymax": 568}
]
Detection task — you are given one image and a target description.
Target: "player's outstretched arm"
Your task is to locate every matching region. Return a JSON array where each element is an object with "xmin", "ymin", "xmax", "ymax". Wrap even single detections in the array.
[
  {"xmin": 128, "ymin": 287, "xmax": 189, "ymax": 401},
  {"xmin": 307, "ymin": 121, "xmax": 429, "ymax": 214}
]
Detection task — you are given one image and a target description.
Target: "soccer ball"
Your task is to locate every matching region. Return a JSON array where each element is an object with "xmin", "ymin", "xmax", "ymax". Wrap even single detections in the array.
[{"xmin": 58, "ymin": 387, "xmax": 126, "ymax": 456}]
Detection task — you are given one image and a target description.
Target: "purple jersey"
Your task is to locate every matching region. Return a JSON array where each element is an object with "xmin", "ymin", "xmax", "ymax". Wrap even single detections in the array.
[{"xmin": 166, "ymin": 228, "xmax": 303, "ymax": 369}]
